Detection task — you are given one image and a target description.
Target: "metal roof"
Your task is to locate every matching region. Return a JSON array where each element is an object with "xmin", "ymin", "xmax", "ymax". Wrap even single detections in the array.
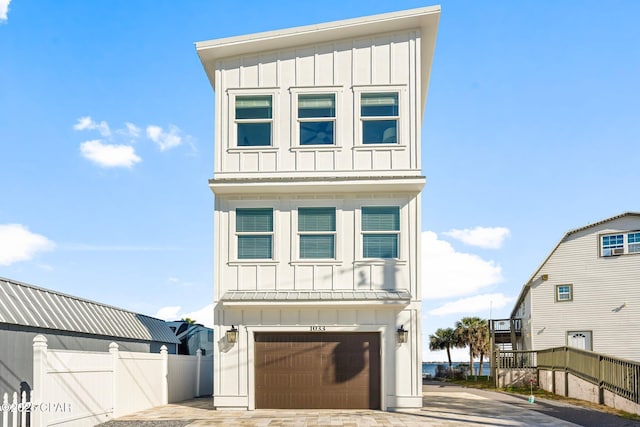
[
  {"xmin": 0, "ymin": 277, "xmax": 180, "ymax": 344},
  {"xmin": 220, "ymin": 290, "xmax": 411, "ymax": 306}
]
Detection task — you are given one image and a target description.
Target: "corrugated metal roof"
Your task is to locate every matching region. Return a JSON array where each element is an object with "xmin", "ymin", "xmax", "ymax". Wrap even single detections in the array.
[
  {"xmin": 221, "ymin": 289, "xmax": 412, "ymax": 303},
  {"xmin": 0, "ymin": 277, "xmax": 180, "ymax": 344}
]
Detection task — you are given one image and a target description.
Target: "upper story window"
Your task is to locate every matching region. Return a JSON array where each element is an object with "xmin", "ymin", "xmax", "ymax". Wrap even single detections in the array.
[
  {"xmin": 361, "ymin": 92, "xmax": 399, "ymax": 144},
  {"xmin": 362, "ymin": 206, "xmax": 399, "ymax": 258},
  {"xmin": 235, "ymin": 95, "xmax": 272, "ymax": 147},
  {"xmin": 298, "ymin": 94, "xmax": 336, "ymax": 145},
  {"xmin": 601, "ymin": 232, "xmax": 640, "ymax": 256},
  {"xmin": 556, "ymin": 284, "xmax": 573, "ymax": 302},
  {"xmin": 236, "ymin": 208, "xmax": 273, "ymax": 259},
  {"xmin": 298, "ymin": 207, "xmax": 336, "ymax": 259}
]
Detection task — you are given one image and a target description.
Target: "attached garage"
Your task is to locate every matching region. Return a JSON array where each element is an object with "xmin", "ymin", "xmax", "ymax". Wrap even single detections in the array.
[{"xmin": 255, "ymin": 332, "xmax": 381, "ymax": 409}]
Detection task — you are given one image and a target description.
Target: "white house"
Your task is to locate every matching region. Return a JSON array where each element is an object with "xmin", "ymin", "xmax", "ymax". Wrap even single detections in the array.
[
  {"xmin": 511, "ymin": 212, "xmax": 640, "ymax": 361},
  {"xmin": 196, "ymin": 6, "xmax": 440, "ymax": 410}
]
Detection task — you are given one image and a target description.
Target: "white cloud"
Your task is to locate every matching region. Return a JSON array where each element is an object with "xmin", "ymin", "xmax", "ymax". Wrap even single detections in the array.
[
  {"xmin": 146, "ymin": 125, "xmax": 184, "ymax": 151},
  {"xmin": 0, "ymin": 0, "xmax": 10, "ymax": 22},
  {"xmin": 124, "ymin": 122, "xmax": 141, "ymax": 138},
  {"xmin": 73, "ymin": 116, "xmax": 111, "ymax": 137},
  {"xmin": 80, "ymin": 140, "xmax": 141, "ymax": 168},
  {"xmin": 154, "ymin": 304, "xmax": 214, "ymax": 327},
  {"xmin": 443, "ymin": 226, "xmax": 510, "ymax": 249},
  {"xmin": 428, "ymin": 293, "xmax": 513, "ymax": 316},
  {"xmin": 422, "ymin": 231, "xmax": 503, "ymax": 299},
  {"xmin": 0, "ymin": 224, "xmax": 55, "ymax": 266},
  {"xmin": 154, "ymin": 305, "xmax": 182, "ymax": 321}
]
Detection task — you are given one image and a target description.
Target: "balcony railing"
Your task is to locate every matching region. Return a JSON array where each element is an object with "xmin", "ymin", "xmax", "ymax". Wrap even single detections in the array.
[{"xmin": 489, "ymin": 318, "xmax": 521, "ymax": 334}]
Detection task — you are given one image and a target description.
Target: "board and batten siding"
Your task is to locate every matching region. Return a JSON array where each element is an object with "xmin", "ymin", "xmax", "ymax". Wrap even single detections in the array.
[
  {"xmin": 214, "ymin": 194, "xmax": 420, "ymax": 301},
  {"xmin": 213, "ymin": 31, "xmax": 421, "ymax": 177},
  {"xmin": 528, "ymin": 216, "xmax": 640, "ymax": 361},
  {"xmin": 215, "ymin": 306, "xmax": 420, "ymax": 407}
]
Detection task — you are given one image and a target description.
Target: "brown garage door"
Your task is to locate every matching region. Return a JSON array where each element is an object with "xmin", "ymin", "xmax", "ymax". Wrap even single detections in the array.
[{"xmin": 255, "ymin": 332, "xmax": 380, "ymax": 409}]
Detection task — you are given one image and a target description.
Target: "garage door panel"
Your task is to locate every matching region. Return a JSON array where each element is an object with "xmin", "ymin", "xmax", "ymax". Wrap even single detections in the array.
[{"xmin": 255, "ymin": 333, "xmax": 380, "ymax": 409}]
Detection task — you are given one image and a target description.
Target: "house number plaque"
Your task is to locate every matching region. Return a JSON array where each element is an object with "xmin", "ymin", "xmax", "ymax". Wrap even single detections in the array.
[{"xmin": 309, "ymin": 326, "xmax": 326, "ymax": 331}]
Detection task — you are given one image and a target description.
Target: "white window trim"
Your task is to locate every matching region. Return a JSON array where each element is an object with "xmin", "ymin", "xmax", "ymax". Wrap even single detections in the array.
[
  {"xmin": 353, "ymin": 85, "xmax": 407, "ymax": 148},
  {"xmin": 231, "ymin": 204, "xmax": 278, "ymax": 263},
  {"xmin": 600, "ymin": 231, "xmax": 640, "ymax": 257},
  {"xmin": 291, "ymin": 204, "xmax": 342, "ymax": 263},
  {"xmin": 290, "ymin": 86, "xmax": 343, "ymax": 150},
  {"xmin": 227, "ymin": 88, "xmax": 279, "ymax": 150},
  {"xmin": 357, "ymin": 204, "xmax": 403, "ymax": 262},
  {"xmin": 555, "ymin": 284, "xmax": 573, "ymax": 302}
]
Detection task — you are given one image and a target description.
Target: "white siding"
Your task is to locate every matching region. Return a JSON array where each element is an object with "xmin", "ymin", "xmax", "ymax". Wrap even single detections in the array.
[
  {"xmin": 214, "ymin": 31, "xmax": 421, "ymax": 177},
  {"xmin": 529, "ymin": 216, "xmax": 640, "ymax": 361},
  {"xmin": 217, "ymin": 194, "xmax": 420, "ymax": 298}
]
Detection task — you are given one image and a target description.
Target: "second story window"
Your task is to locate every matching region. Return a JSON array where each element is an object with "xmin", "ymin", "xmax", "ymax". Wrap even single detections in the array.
[
  {"xmin": 361, "ymin": 92, "xmax": 398, "ymax": 144},
  {"xmin": 362, "ymin": 206, "xmax": 399, "ymax": 258},
  {"xmin": 236, "ymin": 208, "xmax": 273, "ymax": 259},
  {"xmin": 236, "ymin": 95, "xmax": 272, "ymax": 147},
  {"xmin": 298, "ymin": 94, "xmax": 335, "ymax": 145},
  {"xmin": 601, "ymin": 232, "xmax": 640, "ymax": 256},
  {"xmin": 298, "ymin": 207, "xmax": 336, "ymax": 259}
]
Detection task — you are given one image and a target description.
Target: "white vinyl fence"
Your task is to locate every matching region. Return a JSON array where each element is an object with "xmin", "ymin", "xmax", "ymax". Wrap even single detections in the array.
[{"xmin": 0, "ymin": 335, "xmax": 213, "ymax": 427}]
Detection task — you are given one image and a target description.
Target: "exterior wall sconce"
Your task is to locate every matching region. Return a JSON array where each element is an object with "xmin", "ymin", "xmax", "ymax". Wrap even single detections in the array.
[
  {"xmin": 396, "ymin": 325, "xmax": 408, "ymax": 344},
  {"xmin": 226, "ymin": 325, "xmax": 238, "ymax": 344}
]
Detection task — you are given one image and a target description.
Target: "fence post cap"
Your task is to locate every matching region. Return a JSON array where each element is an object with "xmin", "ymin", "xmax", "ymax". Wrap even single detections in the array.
[
  {"xmin": 33, "ymin": 334, "xmax": 48, "ymax": 345},
  {"xmin": 109, "ymin": 342, "xmax": 119, "ymax": 352},
  {"xmin": 160, "ymin": 345, "xmax": 168, "ymax": 354}
]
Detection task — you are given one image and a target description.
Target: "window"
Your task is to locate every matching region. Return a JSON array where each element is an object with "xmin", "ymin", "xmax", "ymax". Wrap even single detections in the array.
[
  {"xmin": 601, "ymin": 232, "xmax": 640, "ymax": 256},
  {"xmin": 362, "ymin": 206, "xmax": 399, "ymax": 258},
  {"xmin": 236, "ymin": 208, "xmax": 273, "ymax": 259},
  {"xmin": 629, "ymin": 232, "xmax": 640, "ymax": 253},
  {"xmin": 298, "ymin": 208, "xmax": 336, "ymax": 259},
  {"xmin": 298, "ymin": 94, "xmax": 335, "ymax": 145},
  {"xmin": 361, "ymin": 92, "xmax": 398, "ymax": 144},
  {"xmin": 556, "ymin": 284, "xmax": 573, "ymax": 302},
  {"xmin": 236, "ymin": 95, "xmax": 272, "ymax": 146}
]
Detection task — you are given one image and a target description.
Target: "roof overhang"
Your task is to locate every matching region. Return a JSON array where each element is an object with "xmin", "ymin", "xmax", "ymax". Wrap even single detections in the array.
[
  {"xmin": 219, "ymin": 290, "xmax": 412, "ymax": 308},
  {"xmin": 210, "ymin": 175, "xmax": 425, "ymax": 195},
  {"xmin": 196, "ymin": 5, "xmax": 440, "ymax": 112}
]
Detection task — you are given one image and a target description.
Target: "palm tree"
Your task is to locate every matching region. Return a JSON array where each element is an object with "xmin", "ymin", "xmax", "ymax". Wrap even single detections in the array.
[
  {"xmin": 455, "ymin": 316, "xmax": 484, "ymax": 376},
  {"xmin": 428, "ymin": 327, "xmax": 460, "ymax": 374},
  {"xmin": 473, "ymin": 321, "xmax": 490, "ymax": 376}
]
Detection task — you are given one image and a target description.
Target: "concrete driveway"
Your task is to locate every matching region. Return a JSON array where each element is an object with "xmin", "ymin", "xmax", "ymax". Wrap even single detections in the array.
[{"xmin": 98, "ymin": 381, "xmax": 640, "ymax": 427}]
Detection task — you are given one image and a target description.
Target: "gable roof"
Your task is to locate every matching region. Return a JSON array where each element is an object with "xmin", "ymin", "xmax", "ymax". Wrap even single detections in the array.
[
  {"xmin": 196, "ymin": 6, "xmax": 440, "ymax": 111},
  {"xmin": 0, "ymin": 277, "xmax": 180, "ymax": 344},
  {"xmin": 510, "ymin": 212, "xmax": 640, "ymax": 317}
]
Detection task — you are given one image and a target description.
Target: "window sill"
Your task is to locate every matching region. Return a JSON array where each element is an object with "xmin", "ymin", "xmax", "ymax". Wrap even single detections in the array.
[
  {"xmin": 353, "ymin": 259, "xmax": 407, "ymax": 266},
  {"xmin": 353, "ymin": 144, "xmax": 407, "ymax": 151},
  {"xmin": 228, "ymin": 260, "xmax": 279, "ymax": 266},
  {"xmin": 290, "ymin": 260, "xmax": 343, "ymax": 266},
  {"xmin": 290, "ymin": 145, "xmax": 343, "ymax": 151},
  {"xmin": 227, "ymin": 146, "xmax": 278, "ymax": 153}
]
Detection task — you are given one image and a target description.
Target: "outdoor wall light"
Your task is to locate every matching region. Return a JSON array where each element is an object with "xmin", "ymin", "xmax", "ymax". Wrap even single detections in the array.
[
  {"xmin": 226, "ymin": 325, "xmax": 238, "ymax": 344},
  {"xmin": 396, "ymin": 325, "xmax": 408, "ymax": 344}
]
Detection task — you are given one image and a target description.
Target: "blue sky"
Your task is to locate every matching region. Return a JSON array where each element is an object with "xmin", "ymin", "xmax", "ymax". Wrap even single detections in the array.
[{"xmin": 1, "ymin": 1, "xmax": 639, "ymax": 362}]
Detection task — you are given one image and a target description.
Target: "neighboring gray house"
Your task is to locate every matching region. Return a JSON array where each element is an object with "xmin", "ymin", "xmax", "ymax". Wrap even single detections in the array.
[
  {"xmin": 509, "ymin": 212, "xmax": 640, "ymax": 361},
  {"xmin": 0, "ymin": 277, "xmax": 180, "ymax": 397},
  {"xmin": 167, "ymin": 320, "xmax": 214, "ymax": 356}
]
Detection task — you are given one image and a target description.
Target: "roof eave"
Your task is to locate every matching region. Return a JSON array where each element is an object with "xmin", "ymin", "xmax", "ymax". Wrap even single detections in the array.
[{"xmin": 195, "ymin": 6, "xmax": 440, "ymax": 110}]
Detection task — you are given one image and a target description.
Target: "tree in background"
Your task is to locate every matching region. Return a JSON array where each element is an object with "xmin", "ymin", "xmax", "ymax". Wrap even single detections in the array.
[
  {"xmin": 475, "ymin": 321, "xmax": 490, "ymax": 376},
  {"xmin": 455, "ymin": 316, "xmax": 485, "ymax": 376},
  {"xmin": 428, "ymin": 327, "xmax": 461, "ymax": 374}
]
